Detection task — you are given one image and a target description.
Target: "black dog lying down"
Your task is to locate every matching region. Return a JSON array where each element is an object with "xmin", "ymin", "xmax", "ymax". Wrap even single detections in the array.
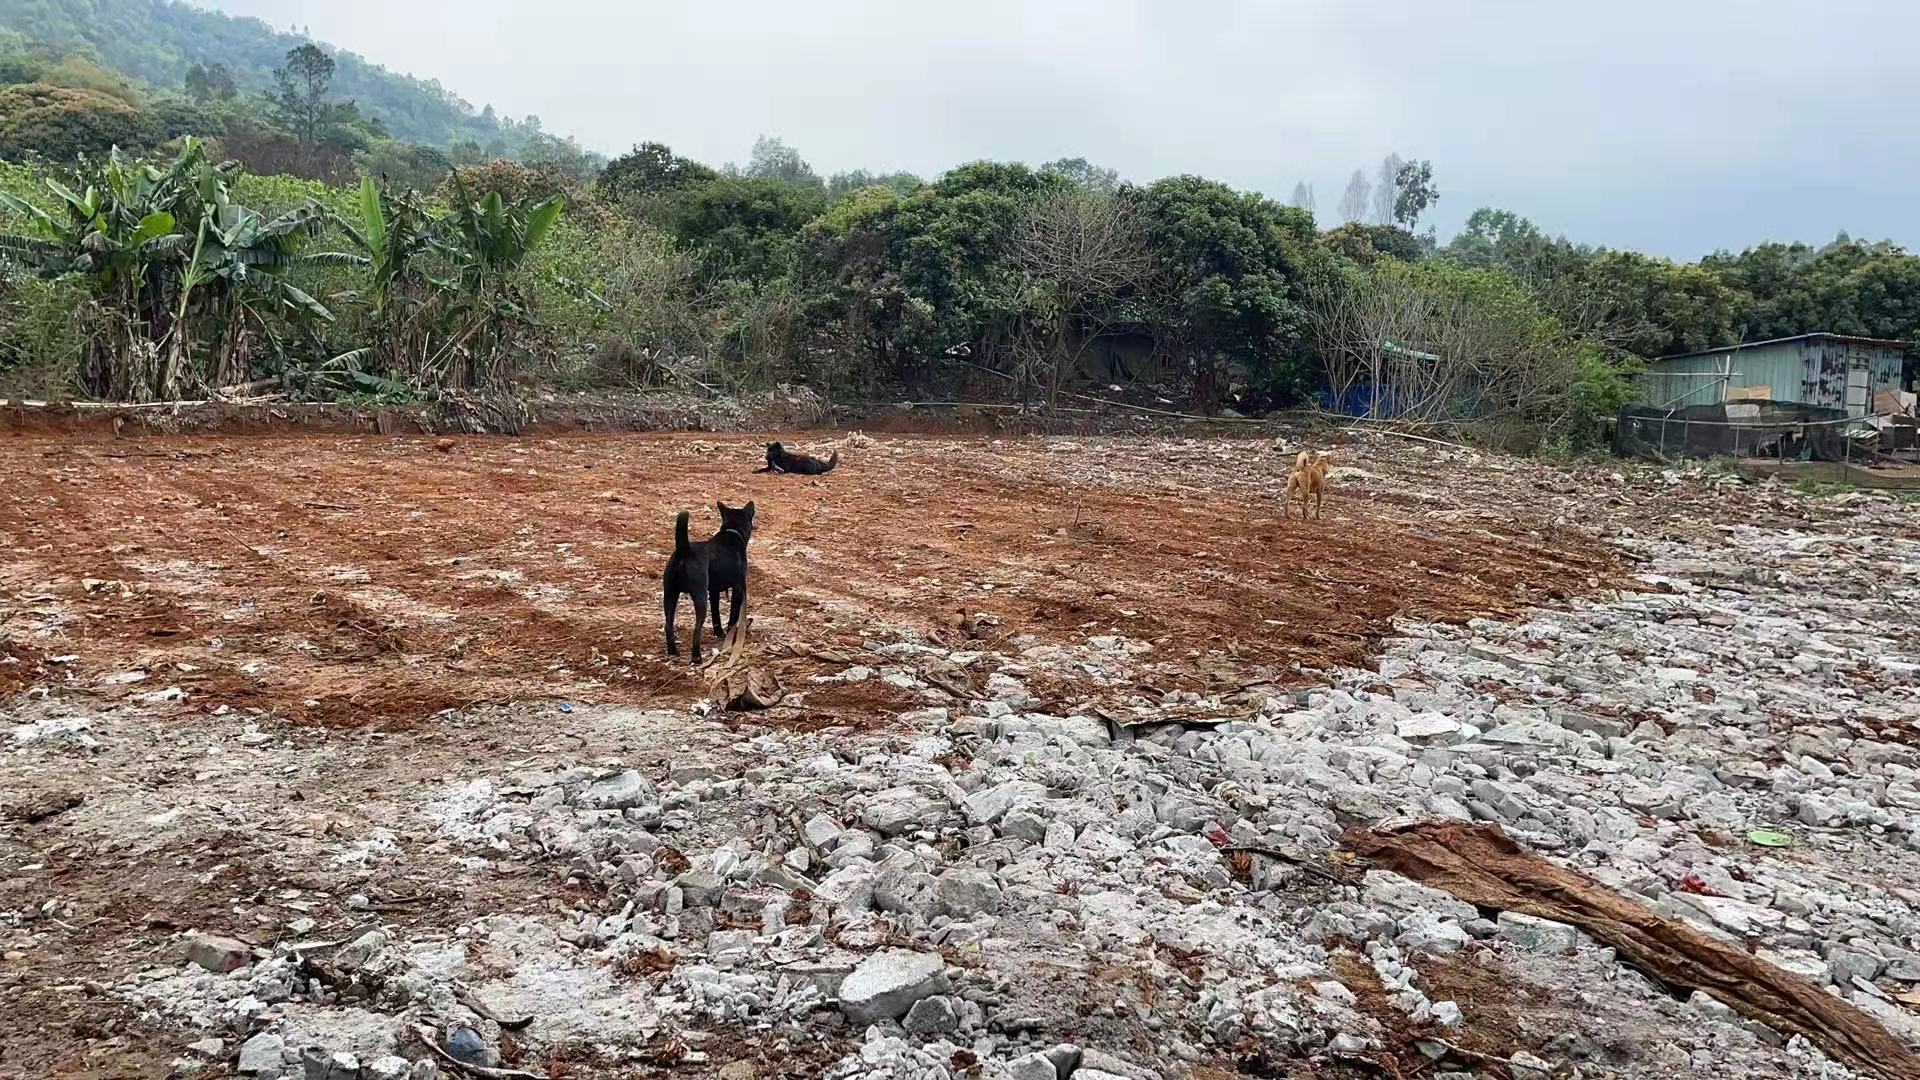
[
  {"xmin": 755, "ymin": 441, "xmax": 838, "ymax": 475},
  {"xmin": 662, "ymin": 501, "xmax": 754, "ymax": 663}
]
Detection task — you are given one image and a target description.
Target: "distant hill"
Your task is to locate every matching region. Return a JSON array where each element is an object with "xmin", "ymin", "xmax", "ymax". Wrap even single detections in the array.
[{"xmin": 0, "ymin": 0, "xmax": 537, "ymax": 152}]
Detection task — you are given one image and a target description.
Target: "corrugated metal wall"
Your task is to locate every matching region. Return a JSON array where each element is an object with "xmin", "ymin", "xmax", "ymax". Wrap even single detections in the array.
[{"xmin": 1635, "ymin": 338, "xmax": 1906, "ymax": 414}]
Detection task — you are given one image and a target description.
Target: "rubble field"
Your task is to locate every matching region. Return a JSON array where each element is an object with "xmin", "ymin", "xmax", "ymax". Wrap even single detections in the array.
[{"xmin": 2, "ymin": 429, "xmax": 1917, "ymax": 1080}]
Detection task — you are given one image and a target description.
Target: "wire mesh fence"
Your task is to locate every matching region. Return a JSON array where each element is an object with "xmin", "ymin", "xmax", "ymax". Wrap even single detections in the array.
[{"xmin": 1614, "ymin": 402, "xmax": 1874, "ymax": 463}]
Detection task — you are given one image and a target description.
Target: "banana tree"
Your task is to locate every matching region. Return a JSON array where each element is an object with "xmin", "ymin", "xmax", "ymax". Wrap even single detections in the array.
[
  {"xmin": 436, "ymin": 180, "xmax": 565, "ymax": 385},
  {"xmin": 0, "ymin": 148, "xmax": 197, "ymax": 398},
  {"xmin": 177, "ymin": 186, "xmax": 334, "ymax": 388},
  {"xmin": 314, "ymin": 177, "xmax": 446, "ymax": 388},
  {"xmin": 0, "ymin": 139, "xmax": 335, "ymax": 399}
]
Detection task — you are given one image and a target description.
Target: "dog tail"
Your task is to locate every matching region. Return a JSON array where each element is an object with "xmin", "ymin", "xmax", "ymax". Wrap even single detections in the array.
[
  {"xmin": 673, "ymin": 510, "xmax": 691, "ymax": 556},
  {"xmin": 824, "ymin": 450, "xmax": 839, "ymax": 473},
  {"xmin": 1294, "ymin": 450, "xmax": 1312, "ymax": 472}
]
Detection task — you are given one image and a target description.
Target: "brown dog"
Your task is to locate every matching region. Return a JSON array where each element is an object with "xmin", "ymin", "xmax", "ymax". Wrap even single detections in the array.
[{"xmin": 1285, "ymin": 450, "xmax": 1333, "ymax": 520}]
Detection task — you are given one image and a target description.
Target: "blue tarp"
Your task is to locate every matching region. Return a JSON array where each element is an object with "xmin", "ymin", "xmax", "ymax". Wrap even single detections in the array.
[{"xmin": 1320, "ymin": 383, "xmax": 1418, "ymax": 418}]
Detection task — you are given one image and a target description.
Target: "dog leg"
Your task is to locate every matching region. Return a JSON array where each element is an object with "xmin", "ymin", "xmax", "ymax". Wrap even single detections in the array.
[
  {"xmin": 709, "ymin": 587, "xmax": 725, "ymax": 639},
  {"xmin": 663, "ymin": 582, "xmax": 679, "ymax": 656},
  {"xmin": 729, "ymin": 578, "xmax": 746, "ymax": 635}
]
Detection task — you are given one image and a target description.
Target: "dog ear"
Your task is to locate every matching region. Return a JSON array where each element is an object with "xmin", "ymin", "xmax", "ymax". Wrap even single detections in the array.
[
  {"xmin": 745, "ymin": 501, "xmax": 756, "ymax": 515},
  {"xmin": 716, "ymin": 501, "xmax": 729, "ymax": 513}
]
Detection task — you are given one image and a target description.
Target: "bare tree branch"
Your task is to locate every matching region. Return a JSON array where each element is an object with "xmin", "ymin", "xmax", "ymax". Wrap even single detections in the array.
[{"xmin": 1009, "ymin": 189, "xmax": 1157, "ymax": 410}]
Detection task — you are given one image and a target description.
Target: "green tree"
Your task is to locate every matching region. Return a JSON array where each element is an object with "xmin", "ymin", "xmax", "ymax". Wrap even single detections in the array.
[
  {"xmin": 1705, "ymin": 237, "xmax": 1920, "ymax": 344},
  {"xmin": 0, "ymin": 33, "xmax": 52, "ymax": 86},
  {"xmin": 1134, "ymin": 175, "xmax": 1319, "ymax": 408},
  {"xmin": 744, "ymin": 135, "xmax": 823, "ymax": 190},
  {"xmin": 354, "ymin": 139, "xmax": 452, "ymax": 193},
  {"xmin": 824, "ymin": 168, "xmax": 923, "ymax": 201},
  {"xmin": 0, "ymin": 83, "xmax": 161, "ymax": 161},
  {"xmin": 795, "ymin": 161, "xmax": 1063, "ymax": 389},
  {"xmin": 598, "ymin": 141, "xmax": 718, "ymax": 204},
  {"xmin": 1320, "ymin": 222, "xmax": 1425, "ymax": 265},
  {"xmin": 1392, "ymin": 159, "xmax": 1438, "ymax": 227},
  {"xmin": 1440, "ymin": 208, "xmax": 1585, "ymax": 282},
  {"xmin": 42, "ymin": 55, "xmax": 141, "ymax": 104},
  {"xmin": 672, "ymin": 176, "xmax": 826, "ymax": 283},
  {"xmin": 271, "ymin": 44, "xmax": 335, "ymax": 145},
  {"xmin": 1570, "ymin": 252, "xmax": 1741, "ymax": 357},
  {"xmin": 518, "ymin": 131, "xmax": 602, "ymax": 184},
  {"xmin": 798, "ymin": 185, "xmax": 930, "ymax": 386},
  {"xmin": 183, "ymin": 61, "xmax": 236, "ymax": 101},
  {"xmin": 1040, "ymin": 156, "xmax": 1119, "ymax": 194},
  {"xmin": 0, "ymin": 0, "xmax": 537, "ymax": 152}
]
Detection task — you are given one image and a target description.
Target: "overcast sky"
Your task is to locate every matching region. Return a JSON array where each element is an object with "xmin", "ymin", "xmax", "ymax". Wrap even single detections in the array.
[{"xmin": 204, "ymin": 0, "xmax": 1918, "ymax": 260}]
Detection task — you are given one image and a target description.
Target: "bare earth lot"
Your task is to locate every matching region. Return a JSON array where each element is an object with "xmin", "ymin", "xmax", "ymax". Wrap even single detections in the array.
[
  {"xmin": 3, "ymin": 429, "xmax": 1918, "ymax": 1080},
  {"xmin": 0, "ymin": 432, "xmax": 1599, "ymax": 728}
]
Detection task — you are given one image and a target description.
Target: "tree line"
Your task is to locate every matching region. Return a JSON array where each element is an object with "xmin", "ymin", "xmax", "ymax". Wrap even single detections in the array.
[{"xmin": 2, "ymin": 44, "xmax": 1918, "ymax": 450}]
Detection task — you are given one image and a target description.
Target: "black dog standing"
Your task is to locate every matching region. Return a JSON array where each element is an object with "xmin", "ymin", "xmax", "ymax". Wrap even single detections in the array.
[{"xmin": 663, "ymin": 501, "xmax": 755, "ymax": 663}]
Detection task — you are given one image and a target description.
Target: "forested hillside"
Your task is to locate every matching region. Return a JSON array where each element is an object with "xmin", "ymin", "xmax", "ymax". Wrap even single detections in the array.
[{"xmin": 0, "ymin": 0, "xmax": 544, "ymax": 152}]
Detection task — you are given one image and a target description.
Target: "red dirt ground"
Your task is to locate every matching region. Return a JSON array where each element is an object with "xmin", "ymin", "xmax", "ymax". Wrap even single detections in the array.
[{"xmin": 0, "ymin": 432, "xmax": 1612, "ymax": 729}]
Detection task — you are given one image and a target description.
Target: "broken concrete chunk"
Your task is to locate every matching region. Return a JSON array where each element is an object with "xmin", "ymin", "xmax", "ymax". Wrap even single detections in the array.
[
  {"xmin": 365, "ymin": 1057, "xmax": 411, "ymax": 1080},
  {"xmin": 1496, "ymin": 911, "xmax": 1585, "ymax": 953},
  {"xmin": 860, "ymin": 786, "xmax": 948, "ymax": 835},
  {"xmin": 334, "ymin": 929, "xmax": 388, "ymax": 972},
  {"xmin": 1006, "ymin": 1051, "xmax": 1059, "ymax": 1080},
  {"xmin": 186, "ymin": 933, "xmax": 253, "ymax": 974},
  {"xmin": 237, "ymin": 1033, "xmax": 284, "ymax": 1075},
  {"xmin": 837, "ymin": 949, "xmax": 949, "ymax": 1023},
  {"xmin": 937, "ymin": 868, "xmax": 1003, "ymax": 916},
  {"xmin": 963, "ymin": 780, "xmax": 1048, "ymax": 825},
  {"xmin": 1313, "ymin": 980, "xmax": 1357, "ymax": 1006},
  {"xmin": 1001, "ymin": 807, "xmax": 1049, "ymax": 842},
  {"xmin": 575, "ymin": 769, "xmax": 653, "ymax": 810},
  {"xmin": 1077, "ymin": 1048, "xmax": 1160, "ymax": 1080},
  {"xmin": 1395, "ymin": 713, "xmax": 1463, "ymax": 741},
  {"xmin": 1827, "ymin": 945, "xmax": 1888, "ymax": 985},
  {"xmin": 675, "ymin": 869, "xmax": 727, "ymax": 908},
  {"xmin": 874, "ymin": 868, "xmax": 945, "ymax": 918},
  {"xmin": 803, "ymin": 813, "xmax": 843, "ymax": 849},
  {"xmin": 1396, "ymin": 912, "xmax": 1469, "ymax": 954},
  {"xmin": 1510, "ymin": 1050, "xmax": 1553, "ymax": 1080},
  {"xmin": 1153, "ymin": 792, "xmax": 1228, "ymax": 833},
  {"xmin": 903, "ymin": 994, "xmax": 960, "ymax": 1035},
  {"xmin": 1361, "ymin": 871, "xmax": 1477, "ymax": 922}
]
